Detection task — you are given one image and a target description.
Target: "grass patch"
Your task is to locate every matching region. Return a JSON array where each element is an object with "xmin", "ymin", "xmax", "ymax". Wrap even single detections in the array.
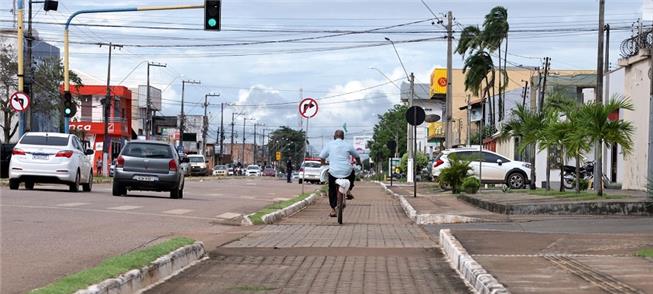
[
  {"xmin": 248, "ymin": 192, "xmax": 313, "ymax": 225},
  {"xmin": 230, "ymin": 285, "xmax": 277, "ymax": 292},
  {"xmin": 637, "ymin": 248, "xmax": 653, "ymax": 258},
  {"xmin": 527, "ymin": 189, "xmax": 626, "ymax": 200},
  {"xmin": 30, "ymin": 237, "xmax": 195, "ymax": 294}
]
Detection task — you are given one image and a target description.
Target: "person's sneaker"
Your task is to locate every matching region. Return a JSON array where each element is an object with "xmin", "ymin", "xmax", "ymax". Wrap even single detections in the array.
[{"xmin": 346, "ymin": 192, "xmax": 354, "ymax": 200}]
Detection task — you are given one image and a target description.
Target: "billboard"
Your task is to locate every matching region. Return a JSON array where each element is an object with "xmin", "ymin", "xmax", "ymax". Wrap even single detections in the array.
[
  {"xmin": 430, "ymin": 68, "xmax": 447, "ymax": 97},
  {"xmin": 353, "ymin": 135, "xmax": 372, "ymax": 154},
  {"xmin": 136, "ymin": 85, "xmax": 162, "ymax": 111}
]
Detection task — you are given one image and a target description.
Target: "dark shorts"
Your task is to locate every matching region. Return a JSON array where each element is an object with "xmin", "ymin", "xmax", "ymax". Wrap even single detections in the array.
[{"xmin": 327, "ymin": 170, "xmax": 355, "ymax": 209}]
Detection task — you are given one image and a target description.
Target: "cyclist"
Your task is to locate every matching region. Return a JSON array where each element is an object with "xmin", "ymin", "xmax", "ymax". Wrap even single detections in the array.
[{"xmin": 319, "ymin": 130, "xmax": 360, "ymax": 217}]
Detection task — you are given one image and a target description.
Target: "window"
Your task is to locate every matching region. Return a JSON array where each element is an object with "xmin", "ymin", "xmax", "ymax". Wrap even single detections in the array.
[
  {"xmin": 20, "ymin": 135, "xmax": 69, "ymax": 146},
  {"xmin": 451, "ymin": 151, "xmax": 479, "ymax": 162},
  {"xmin": 302, "ymin": 162, "xmax": 321, "ymax": 168},
  {"xmin": 189, "ymin": 156, "xmax": 205, "ymax": 163},
  {"xmin": 122, "ymin": 143, "xmax": 172, "ymax": 158}
]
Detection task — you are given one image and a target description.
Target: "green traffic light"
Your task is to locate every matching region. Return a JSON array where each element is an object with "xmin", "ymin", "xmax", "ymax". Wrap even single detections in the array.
[
  {"xmin": 65, "ymin": 108, "xmax": 71, "ymax": 115},
  {"xmin": 208, "ymin": 18, "xmax": 217, "ymax": 27}
]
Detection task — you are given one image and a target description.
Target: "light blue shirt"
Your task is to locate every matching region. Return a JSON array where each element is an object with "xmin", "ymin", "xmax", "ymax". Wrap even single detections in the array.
[{"xmin": 319, "ymin": 138, "xmax": 359, "ymax": 178}]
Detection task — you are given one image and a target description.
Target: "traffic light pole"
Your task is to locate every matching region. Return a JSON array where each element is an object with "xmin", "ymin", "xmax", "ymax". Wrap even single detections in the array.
[{"xmin": 179, "ymin": 80, "xmax": 200, "ymax": 153}]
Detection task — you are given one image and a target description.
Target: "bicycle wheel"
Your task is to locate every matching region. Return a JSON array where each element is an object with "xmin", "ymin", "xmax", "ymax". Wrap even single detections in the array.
[{"xmin": 336, "ymin": 191, "xmax": 344, "ymax": 224}]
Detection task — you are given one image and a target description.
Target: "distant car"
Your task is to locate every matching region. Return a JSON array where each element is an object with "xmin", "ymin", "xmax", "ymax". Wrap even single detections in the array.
[
  {"xmin": 212, "ymin": 164, "xmax": 228, "ymax": 176},
  {"xmin": 246, "ymin": 165, "xmax": 261, "ymax": 176},
  {"xmin": 187, "ymin": 154, "xmax": 209, "ymax": 176},
  {"xmin": 432, "ymin": 147, "xmax": 532, "ymax": 189},
  {"xmin": 9, "ymin": 132, "xmax": 94, "ymax": 192},
  {"xmin": 262, "ymin": 166, "xmax": 276, "ymax": 176},
  {"xmin": 112, "ymin": 141, "xmax": 187, "ymax": 198},
  {"xmin": 298, "ymin": 160, "xmax": 327, "ymax": 184}
]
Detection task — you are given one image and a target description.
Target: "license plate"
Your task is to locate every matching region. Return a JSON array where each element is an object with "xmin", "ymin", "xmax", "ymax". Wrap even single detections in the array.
[
  {"xmin": 33, "ymin": 154, "xmax": 49, "ymax": 160},
  {"xmin": 134, "ymin": 175, "xmax": 158, "ymax": 182}
]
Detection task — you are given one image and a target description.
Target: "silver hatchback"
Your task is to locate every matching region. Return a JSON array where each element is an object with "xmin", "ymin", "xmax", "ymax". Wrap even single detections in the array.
[{"xmin": 112, "ymin": 141, "xmax": 187, "ymax": 199}]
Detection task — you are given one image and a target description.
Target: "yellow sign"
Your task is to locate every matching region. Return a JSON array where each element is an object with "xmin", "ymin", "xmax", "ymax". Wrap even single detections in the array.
[
  {"xmin": 428, "ymin": 122, "xmax": 444, "ymax": 140},
  {"xmin": 430, "ymin": 68, "xmax": 447, "ymax": 97},
  {"xmin": 275, "ymin": 151, "xmax": 281, "ymax": 161}
]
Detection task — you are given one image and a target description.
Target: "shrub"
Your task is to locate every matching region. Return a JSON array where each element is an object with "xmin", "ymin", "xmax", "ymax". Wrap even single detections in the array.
[
  {"xmin": 572, "ymin": 178, "xmax": 589, "ymax": 191},
  {"xmin": 438, "ymin": 155, "xmax": 472, "ymax": 193},
  {"xmin": 462, "ymin": 177, "xmax": 480, "ymax": 194}
]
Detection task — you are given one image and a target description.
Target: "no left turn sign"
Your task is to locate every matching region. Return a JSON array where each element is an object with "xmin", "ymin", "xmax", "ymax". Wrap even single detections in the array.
[
  {"xmin": 299, "ymin": 97, "xmax": 318, "ymax": 119},
  {"xmin": 10, "ymin": 92, "xmax": 30, "ymax": 112}
]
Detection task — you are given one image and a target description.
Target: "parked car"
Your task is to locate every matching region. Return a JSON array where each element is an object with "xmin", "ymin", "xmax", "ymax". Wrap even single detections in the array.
[
  {"xmin": 112, "ymin": 140, "xmax": 187, "ymax": 198},
  {"xmin": 187, "ymin": 154, "xmax": 209, "ymax": 176},
  {"xmin": 246, "ymin": 165, "xmax": 261, "ymax": 176},
  {"xmin": 212, "ymin": 164, "xmax": 229, "ymax": 176},
  {"xmin": 109, "ymin": 159, "xmax": 116, "ymax": 177},
  {"xmin": 262, "ymin": 166, "xmax": 276, "ymax": 176},
  {"xmin": 298, "ymin": 160, "xmax": 327, "ymax": 184},
  {"xmin": 431, "ymin": 147, "xmax": 531, "ymax": 189},
  {"xmin": 9, "ymin": 132, "xmax": 94, "ymax": 192},
  {"xmin": 226, "ymin": 164, "xmax": 235, "ymax": 175}
]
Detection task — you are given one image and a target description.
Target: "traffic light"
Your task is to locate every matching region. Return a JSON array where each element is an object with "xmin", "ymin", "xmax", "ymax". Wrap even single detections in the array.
[
  {"xmin": 63, "ymin": 92, "xmax": 76, "ymax": 118},
  {"xmin": 204, "ymin": 0, "xmax": 221, "ymax": 31},
  {"xmin": 43, "ymin": 0, "xmax": 58, "ymax": 11}
]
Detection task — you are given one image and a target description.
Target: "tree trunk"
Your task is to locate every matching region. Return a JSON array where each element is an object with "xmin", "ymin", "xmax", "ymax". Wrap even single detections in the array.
[
  {"xmin": 503, "ymin": 36, "xmax": 509, "ymax": 121},
  {"xmin": 498, "ymin": 44, "xmax": 503, "ymax": 122},
  {"xmin": 560, "ymin": 146, "xmax": 565, "ymax": 192},
  {"xmin": 575, "ymin": 154, "xmax": 581, "ymax": 193},
  {"xmin": 530, "ymin": 144, "xmax": 536, "ymax": 190},
  {"xmin": 596, "ymin": 139, "xmax": 603, "ymax": 196},
  {"xmin": 546, "ymin": 148, "xmax": 551, "ymax": 191}
]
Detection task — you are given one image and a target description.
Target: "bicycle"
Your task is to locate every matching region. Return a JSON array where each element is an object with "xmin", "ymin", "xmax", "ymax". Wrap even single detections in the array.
[{"xmin": 334, "ymin": 178, "xmax": 351, "ymax": 224}]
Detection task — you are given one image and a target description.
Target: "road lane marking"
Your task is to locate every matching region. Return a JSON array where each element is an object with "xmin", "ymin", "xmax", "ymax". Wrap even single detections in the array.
[
  {"xmin": 107, "ymin": 205, "xmax": 142, "ymax": 211},
  {"xmin": 240, "ymin": 196, "xmax": 256, "ymax": 199},
  {"xmin": 273, "ymin": 197, "xmax": 290, "ymax": 201},
  {"xmin": 56, "ymin": 202, "xmax": 89, "ymax": 207},
  {"xmin": 216, "ymin": 212, "xmax": 242, "ymax": 219},
  {"xmin": 268, "ymin": 192, "xmax": 277, "ymax": 195},
  {"xmin": 162, "ymin": 209, "xmax": 193, "ymax": 215}
]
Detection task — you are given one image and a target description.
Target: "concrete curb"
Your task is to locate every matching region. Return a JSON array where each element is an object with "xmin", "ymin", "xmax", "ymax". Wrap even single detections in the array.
[
  {"xmin": 439, "ymin": 229, "xmax": 510, "ymax": 294},
  {"xmin": 255, "ymin": 190, "xmax": 321, "ymax": 224},
  {"xmin": 375, "ymin": 181, "xmax": 482, "ymax": 225},
  {"xmin": 73, "ymin": 242, "xmax": 206, "ymax": 294}
]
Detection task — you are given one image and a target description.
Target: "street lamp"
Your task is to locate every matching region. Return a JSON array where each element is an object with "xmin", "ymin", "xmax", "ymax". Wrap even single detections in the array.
[{"xmin": 146, "ymin": 61, "xmax": 166, "ymax": 139}]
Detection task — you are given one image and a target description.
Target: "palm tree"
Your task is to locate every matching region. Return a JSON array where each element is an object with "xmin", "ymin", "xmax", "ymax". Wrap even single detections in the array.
[
  {"xmin": 482, "ymin": 6, "xmax": 509, "ymax": 122},
  {"xmin": 577, "ymin": 97, "xmax": 635, "ymax": 196},
  {"xmin": 499, "ymin": 104, "xmax": 546, "ymax": 189}
]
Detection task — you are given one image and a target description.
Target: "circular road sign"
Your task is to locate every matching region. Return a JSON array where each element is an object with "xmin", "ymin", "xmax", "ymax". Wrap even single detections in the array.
[
  {"xmin": 299, "ymin": 97, "xmax": 318, "ymax": 119},
  {"xmin": 405, "ymin": 106, "xmax": 426, "ymax": 126},
  {"xmin": 9, "ymin": 92, "xmax": 30, "ymax": 112}
]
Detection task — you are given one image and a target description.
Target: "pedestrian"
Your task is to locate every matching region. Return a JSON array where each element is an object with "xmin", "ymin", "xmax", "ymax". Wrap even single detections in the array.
[{"xmin": 286, "ymin": 159, "xmax": 293, "ymax": 183}]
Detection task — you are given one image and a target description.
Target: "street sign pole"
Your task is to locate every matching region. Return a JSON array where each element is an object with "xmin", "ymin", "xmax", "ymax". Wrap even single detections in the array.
[{"xmin": 406, "ymin": 105, "xmax": 425, "ymax": 198}]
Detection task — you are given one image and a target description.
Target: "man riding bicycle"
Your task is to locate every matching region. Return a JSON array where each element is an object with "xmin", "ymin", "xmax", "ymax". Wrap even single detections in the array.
[{"xmin": 319, "ymin": 130, "xmax": 360, "ymax": 218}]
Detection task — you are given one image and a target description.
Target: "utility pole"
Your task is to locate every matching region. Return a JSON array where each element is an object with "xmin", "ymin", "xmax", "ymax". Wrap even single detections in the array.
[
  {"xmin": 408, "ymin": 72, "xmax": 415, "ymax": 183},
  {"xmin": 25, "ymin": 0, "xmax": 33, "ymax": 132},
  {"xmin": 146, "ymin": 62, "xmax": 166, "ymax": 139},
  {"xmin": 253, "ymin": 122, "xmax": 257, "ymax": 165},
  {"xmin": 231, "ymin": 112, "xmax": 235, "ymax": 162},
  {"xmin": 219, "ymin": 102, "xmax": 225, "ymax": 164},
  {"xmin": 521, "ymin": 81, "xmax": 529, "ymax": 107},
  {"xmin": 203, "ymin": 93, "xmax": 220, "ymax": 156},
  {"xmin": 179, "ymin": 79, "xmax": 200, "ymax": 154},
  {"xmin": 466, "ymin": 95, "xmax": 471, "ymax": 146},
  {"xmin": 445, "ymin": 10, "xmax": 454, "ymax": 149},
  {"xmin": 648, "ymin": 47, "xmax": 653, "ymax": 195},
  {"xmin": 101, "ymin": 42, "xmax": 122, "ymax": 176},
  {"xmin": 595, "ymin": 0, "xmax": 605, "ymax": 195},
  {"xmin": 539, "ymin": 57, "xmax": 550, "ymax": 112}
]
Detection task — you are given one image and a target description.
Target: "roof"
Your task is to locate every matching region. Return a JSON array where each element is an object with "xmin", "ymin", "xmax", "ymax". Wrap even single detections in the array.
[{"xmin": 458, "ymin": 98, "xmax": 483, "ymax": 110}]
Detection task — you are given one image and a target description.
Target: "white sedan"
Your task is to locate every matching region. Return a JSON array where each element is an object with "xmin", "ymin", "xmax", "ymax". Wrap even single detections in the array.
[
  {"xmin": 9, "ymin": 132, "xmax": 94, "ymax": 192},
  {"xmin": 246, "ymin": 165, "xmax": 261, "ymax": 176}
]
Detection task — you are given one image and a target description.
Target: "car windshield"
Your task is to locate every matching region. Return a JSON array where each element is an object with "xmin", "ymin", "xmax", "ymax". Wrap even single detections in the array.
[
  {"xmin": 302, "ymin": 162, "xmax": 321, "ymax": 168},
  {"xmin": 189, "ymin": 157, "xmax": 204, "ymax": 163},
  {"xmin": 122, "ymin": 143, "xmax": 172, "ymax": 158},
  {"xmin": 20, "ymin": 135, "xmax": 68, "ymax": 146},
  {"xmin": 215, "ymin": 165, "xmax": 227, "ymax": 170},
  {"xmin": 247, "ymin": 165, "xmax": 259, "ymax": 170}
]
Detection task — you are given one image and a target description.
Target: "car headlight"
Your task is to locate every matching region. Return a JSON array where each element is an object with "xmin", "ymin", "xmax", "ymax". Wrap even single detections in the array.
[{"xmin": 522, "ymin": 163, "xmax": 532, "ymax": 169}]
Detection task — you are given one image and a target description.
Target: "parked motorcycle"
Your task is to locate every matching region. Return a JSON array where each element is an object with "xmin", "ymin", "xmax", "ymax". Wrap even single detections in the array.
[{"xmin": 562, "ymin": 161, "xmax": 609, "ymax": 190}]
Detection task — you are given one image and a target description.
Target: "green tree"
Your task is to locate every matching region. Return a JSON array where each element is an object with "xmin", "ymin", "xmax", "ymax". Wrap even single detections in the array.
[
  {"xmin": 32, "ymin": 57, "xmax": 83, "ymax": 132},
  {"xmin": 577, "ymin": 97, "xmax": 635, "ymax": 196},
  {"xmin": 267, "ymin": 126, "xmax": 306, "ymax": 171},
  {"xmin": 369, "ymin": 104, "xmax": 408, "ymax": 172},
  {"xmin": 482, "ymin": 6, "xmax": 509, "ymax": 121},
  {"xmin": 0, "ymin": 42, "xmax": 18, "ymax": 142},
  {"xmin": 399, "ymin": 151, "xmax": 428, "ymax": 174},
  {"xmin": 499, "ymin": 104, "xmax": 546, "ymax": 190}
]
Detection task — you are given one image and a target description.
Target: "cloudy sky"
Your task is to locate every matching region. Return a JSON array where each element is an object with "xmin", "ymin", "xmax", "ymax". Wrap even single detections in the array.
[{"xmin": 1, "ymin": 0, "xmax": 646, "ymax": 149}]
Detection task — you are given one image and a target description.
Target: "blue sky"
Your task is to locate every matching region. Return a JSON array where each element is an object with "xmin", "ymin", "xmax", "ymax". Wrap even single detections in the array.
[{"xmin": 1, "ymin": 0, "xmax": 646, "ymax": 148}]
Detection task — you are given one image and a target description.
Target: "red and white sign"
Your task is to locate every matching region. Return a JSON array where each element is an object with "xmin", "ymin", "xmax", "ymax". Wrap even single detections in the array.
[
  {"xmin": 9, "ymin": 92, "xmax": 30, "ymax": 112},
  {"xmin": 298, "ymin": 97, "xmax": 318, "ymax": 119}
]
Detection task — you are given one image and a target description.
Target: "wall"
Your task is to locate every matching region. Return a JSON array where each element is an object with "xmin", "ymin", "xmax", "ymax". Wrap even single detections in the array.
[{"xmin": 619, "ymin": 52, "xmax": 651, "ymax": 191}]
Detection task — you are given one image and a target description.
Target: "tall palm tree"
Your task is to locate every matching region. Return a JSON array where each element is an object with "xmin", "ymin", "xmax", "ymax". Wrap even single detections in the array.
[
  {"xmin": 482, "ymin": 6, "xmax": 509, "ymax": 122},
  {"xmin": 499, "ymin": 104, "xmax": 546, "ymax": 189},
  {"xmin": 577, "ymin": 97, "xmax": 635, "ymax": 196}
]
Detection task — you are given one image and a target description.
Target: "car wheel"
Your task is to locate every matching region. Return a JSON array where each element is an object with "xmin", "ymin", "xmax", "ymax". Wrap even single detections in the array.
[
  {"xmin": 9, "ymin": 179, "xmax": 19, "ymax": 190},
  {"xmin": 170, "ymin": 187, "xmax": 180, "ymax": 199},
  {"xmin": 507, "ymin": 172, "xmax": 526, "ymax": 189},
  {"xmin": 298, "ymin": 179, "xmax": 303, "ymax": 184},
  {"xmin": 69, "ymin": 171, "xmax": 80, "ymax": 192},
  {"xmin": 82, "ymin": 171, "xmax": 93, "ymax": 192},
  {"xmin": 112, "ymin": 181, "xmax": 125, "ymax": 196},
  {"xmin": 25, "ymin": 181, "xmax": 35, "ymax": 190},
  {"xmin": 178, "ymin": 182, "xmax": 184, "ymax": 199}
]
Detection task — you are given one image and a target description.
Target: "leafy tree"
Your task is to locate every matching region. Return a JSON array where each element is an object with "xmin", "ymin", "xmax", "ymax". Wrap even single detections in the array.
[
  {"xmin": 0, "ymin": 42, "xmax": 18, "ymax": 142},
  {"xmin": 267, "ymin": 126, "xmax": 306, "ymax": 171},
  {"xmin": 499, "ymin": 104, "xmax": 546, "ymax": 190},
  {"xmin": 577, "ymin": 97, "xmax": 635, "ymax": 196},
  {"xmin": 369, "ymin": 104, "xmax": 408, "ymax": 171},
  {"xmin": 399, "ymin": 151, "xmax": 429, "ymax": 174},
  {"xmin": 482, "ymin": 6, "xmax": 509, "ymax": 121},
  {"xmin": 31, "ymin": 57, "xmax": 83, "ymax": 132}
]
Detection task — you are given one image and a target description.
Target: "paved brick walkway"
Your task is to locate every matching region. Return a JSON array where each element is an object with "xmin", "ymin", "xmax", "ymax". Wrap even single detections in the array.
[{"xmin": 147, "ymin": 182, "xmax": 469, "ymax": 294}]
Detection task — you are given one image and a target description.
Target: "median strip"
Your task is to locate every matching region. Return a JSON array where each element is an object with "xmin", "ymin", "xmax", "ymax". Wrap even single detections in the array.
[
  {"xmin": 30, "ymin": 237, "xmax": 203, "ymax": 294},
  {"xmin": 248, "ymin": 187, "xmax": 326, "ymax": 225}
]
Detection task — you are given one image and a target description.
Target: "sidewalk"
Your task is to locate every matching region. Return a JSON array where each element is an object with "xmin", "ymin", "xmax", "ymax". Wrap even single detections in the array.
[{"xmin": 146, "ymin": 182, "xmax": 470, "ymax": 294}]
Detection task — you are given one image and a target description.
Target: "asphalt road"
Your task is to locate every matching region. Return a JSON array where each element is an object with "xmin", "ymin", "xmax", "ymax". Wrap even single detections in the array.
[{"xmin": 0, "ymin": 177, "xmax": 314, "ymax": 294}]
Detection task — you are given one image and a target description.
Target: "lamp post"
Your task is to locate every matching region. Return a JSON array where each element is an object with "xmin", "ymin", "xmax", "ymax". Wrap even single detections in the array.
[{"xmin": 179, "ymin": 79, "xmax": 200, "ymax": 153}]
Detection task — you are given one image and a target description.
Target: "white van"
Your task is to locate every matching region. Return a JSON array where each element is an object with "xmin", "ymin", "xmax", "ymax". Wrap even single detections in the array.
[{"xmin": 187, "ymin": 154, "xmax": 209, "ymax": 176}]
